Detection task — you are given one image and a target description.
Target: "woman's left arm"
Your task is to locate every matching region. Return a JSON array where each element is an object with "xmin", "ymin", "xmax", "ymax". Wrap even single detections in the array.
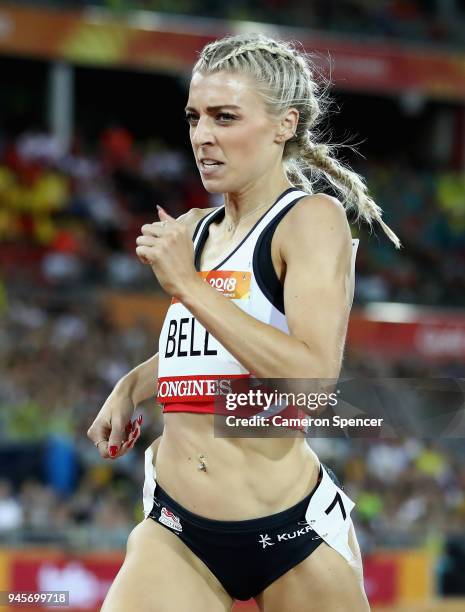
[{"xmin": 137, "ymin": 195, "xmax": 353, "ymax": 379}]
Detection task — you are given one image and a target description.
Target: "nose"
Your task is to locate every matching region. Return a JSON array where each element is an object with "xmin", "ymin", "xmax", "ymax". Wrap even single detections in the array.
[{"xmin": 191, "ymin": 116, "xmax": 215, "ymax": 148}]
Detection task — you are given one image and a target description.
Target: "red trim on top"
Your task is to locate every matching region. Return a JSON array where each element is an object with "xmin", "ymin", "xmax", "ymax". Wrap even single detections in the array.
[
  {"xmin": 163, "ymin": 401, "xmax": 216, "ymax": 414},
  {"xmin": 161, "ymin": 399, "xmax": 308, "ymax": 432}
]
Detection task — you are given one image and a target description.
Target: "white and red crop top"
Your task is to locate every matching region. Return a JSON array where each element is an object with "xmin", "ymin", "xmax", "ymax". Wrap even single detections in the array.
[{"xmin": 156, "ymin": 187, "xmax": 359, "ymax": 415}]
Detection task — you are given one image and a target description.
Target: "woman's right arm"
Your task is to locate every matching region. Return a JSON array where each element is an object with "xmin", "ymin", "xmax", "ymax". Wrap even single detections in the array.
[
  {"xmin": 87, "ymin": 353, "xmax": 159, "ymax": 459},
  {"xmin": 123, "ymin": 352, "xmax": 159, "ymax": 407},
  {"xmin": 87, "ymin": 205, "xmax": 212, "ymax": 459}
]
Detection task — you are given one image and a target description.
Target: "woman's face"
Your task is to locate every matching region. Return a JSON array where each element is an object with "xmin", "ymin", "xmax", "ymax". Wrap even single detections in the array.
[{"xmin": 185, "ymin": 70, "xmax": 283, "ymax": 194}]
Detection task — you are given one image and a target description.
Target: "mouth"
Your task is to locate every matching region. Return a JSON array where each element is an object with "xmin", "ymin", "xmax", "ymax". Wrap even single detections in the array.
[{"xmin": 198, "ymin": 158, "xmax": 225, "ymax": 176}]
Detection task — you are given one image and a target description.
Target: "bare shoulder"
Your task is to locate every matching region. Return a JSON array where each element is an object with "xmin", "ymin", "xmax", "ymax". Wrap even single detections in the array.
[
  {"xmin": 177, "ymin": 207, "xmax": 217, "ymax": 240},
  {"xmin": 278, "ymin": 193, "xmax": 352, "ymax": 256},
  {"xmin": 285, "ymin": 193, "xmax": 349, "ymax": 230}
]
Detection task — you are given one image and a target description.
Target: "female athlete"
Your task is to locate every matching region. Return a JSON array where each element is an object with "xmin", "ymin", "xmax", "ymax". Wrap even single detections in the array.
[{"xmin": 88, "ymin": 33, "xmax": 399, "ymax": 611}]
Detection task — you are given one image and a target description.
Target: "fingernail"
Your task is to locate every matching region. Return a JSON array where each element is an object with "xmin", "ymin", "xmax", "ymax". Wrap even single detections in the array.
[
  {"xmin": 125, "ymin": 422, "xmax": 132, "ymax": 434},
  {"xmin": 137, "ymin": 415, "xmax": 143, "ymax": 425},
  {"xmin": 109, "ymin": 446, "xmax": 118, "ymax": 457},
  {"xmin": 127, "ymin": 439, "xmax": 135, "ymax": 449}
]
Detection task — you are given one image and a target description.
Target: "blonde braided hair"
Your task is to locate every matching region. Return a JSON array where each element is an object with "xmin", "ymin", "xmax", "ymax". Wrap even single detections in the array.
[{"xmin": 193, "ymin": 33, "xmax": 401, "ymax": 248}]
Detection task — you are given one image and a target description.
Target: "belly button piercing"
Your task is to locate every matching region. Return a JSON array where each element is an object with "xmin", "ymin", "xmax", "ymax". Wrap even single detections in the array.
[{"xmin": 197, "ymin": 454, "xmax": 207, "ymax": 472}]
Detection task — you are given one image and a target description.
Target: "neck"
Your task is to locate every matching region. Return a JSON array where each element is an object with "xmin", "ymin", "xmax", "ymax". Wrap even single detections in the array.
[{"xmin": 223, "ymin": 173, "xmax": 293, "ymax": 227}]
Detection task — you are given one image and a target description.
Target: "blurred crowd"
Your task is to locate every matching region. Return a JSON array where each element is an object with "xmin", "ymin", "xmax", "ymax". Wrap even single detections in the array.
[
  {"xmin": 354, "ymin": 160, "xmax": 465, "ymax": 306},
  {"xmin": 0, "ymin": 293, "xmax": 156, "ymax": 547},
  {"xmin": 0, "ymin": 294, "xmax": 464, "ymax": 549},
  {"xmin": 12, "ymin": 0, "xmax": 465, "ymax": 48},
  {"xmin": 1, "ymin": 128, "xmax": 465, "ymax": 305},
  {"xmin": 0, "ymin": 127, "xmax": 206, "ymax": 290}
]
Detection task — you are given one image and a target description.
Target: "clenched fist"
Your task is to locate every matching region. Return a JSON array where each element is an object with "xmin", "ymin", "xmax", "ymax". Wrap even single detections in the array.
[{"xmin": 136, "ymin": 206, "xmax": 200, "ymax": 299}]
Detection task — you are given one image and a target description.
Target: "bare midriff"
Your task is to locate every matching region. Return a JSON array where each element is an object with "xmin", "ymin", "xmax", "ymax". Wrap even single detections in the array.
[{"xmin": 149, "ymin": 412, "xmax": 320, "ymax": 521}]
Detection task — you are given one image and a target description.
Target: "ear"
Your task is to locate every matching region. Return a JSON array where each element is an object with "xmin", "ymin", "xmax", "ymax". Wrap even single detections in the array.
[{"xmin": 274, "ymin": 108, "xmax": 299, "ymax": 144}]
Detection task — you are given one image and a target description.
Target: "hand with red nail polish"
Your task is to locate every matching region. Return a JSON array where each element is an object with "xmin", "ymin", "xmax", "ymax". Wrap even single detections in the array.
[
  {"xmin": 116, "ymin": 414, "xmax": 144, "ymax": 456},
  {"xmin": 87, "ymin": 390, "xmax": 137, "ymax": 459},
  {"xmin": 86, "ymin": 353, "xmax": 156, "ymax": 460}
]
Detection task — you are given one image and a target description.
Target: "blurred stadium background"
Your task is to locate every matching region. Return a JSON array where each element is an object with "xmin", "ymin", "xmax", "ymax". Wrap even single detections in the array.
[{"xmin": 0, "ymin": 1, "xmax": 465, "ymax": 610}]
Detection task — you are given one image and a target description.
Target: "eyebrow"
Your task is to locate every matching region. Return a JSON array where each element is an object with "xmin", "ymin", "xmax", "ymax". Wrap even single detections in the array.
[{"xmin": 184, "ymin": 105, "xmax": 242, "ymax": 113}]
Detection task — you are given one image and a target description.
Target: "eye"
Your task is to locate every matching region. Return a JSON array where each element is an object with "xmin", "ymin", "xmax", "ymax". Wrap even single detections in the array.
[
  {"xmin": 185, "ymin": 112, "xmax": 198, "ymax": 125},
  {"xmin": 216, "ymin": 112, "xmax": 236, "ymax": 122}
]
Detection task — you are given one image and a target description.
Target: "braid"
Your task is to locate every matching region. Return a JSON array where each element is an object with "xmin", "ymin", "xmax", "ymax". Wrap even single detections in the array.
[
  {"xmin": 199, "ymin": 37, "xmax": 303, "ymax": 73},
  {"xmin": 194, "ymin": 33, "xmax": 400, "ymax": 248},
  {"xmin": 301, "ymin": 138, "xmax": 401, "ymax": 247}
]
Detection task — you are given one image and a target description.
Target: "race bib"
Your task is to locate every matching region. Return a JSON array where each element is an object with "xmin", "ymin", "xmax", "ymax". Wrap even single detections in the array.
[{"xmin": 305, "ymin": 466, "xmax": 356, "ymax": 563}]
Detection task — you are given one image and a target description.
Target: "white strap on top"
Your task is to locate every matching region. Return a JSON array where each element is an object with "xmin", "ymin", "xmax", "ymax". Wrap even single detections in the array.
[
  {"xmin": 192, "ymin": 189, "xmax": 308, "ymax": 252},
  {"xmin": 192, "ymin": 194, "xmax": 359, "ymax": 268},
  {"xmin": 244, "ymin": 189, "xmax": 308, "ymax": 246},
  {"xmin": 351, "ymin": 239, "xmax": 359, "ymax": 267},
  {"xmin": 192, "ymin": 208, "xmax": 222, "ymax": 250}
]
